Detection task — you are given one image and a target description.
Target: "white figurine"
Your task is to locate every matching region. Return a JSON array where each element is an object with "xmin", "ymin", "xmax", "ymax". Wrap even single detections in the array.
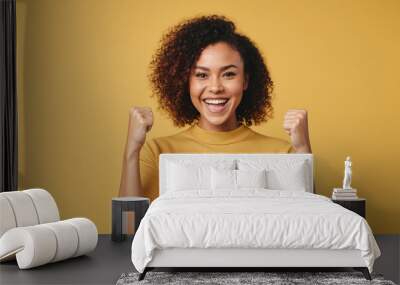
[{"xmin": 342, "ymin": 156, "xmax": 352, "ymax": 189}]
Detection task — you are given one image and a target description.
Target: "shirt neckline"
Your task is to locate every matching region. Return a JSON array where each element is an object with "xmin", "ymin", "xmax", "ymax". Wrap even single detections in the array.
[{"xmin": 187, "ymin": 123, "xmax": 253, "ymax": 145}]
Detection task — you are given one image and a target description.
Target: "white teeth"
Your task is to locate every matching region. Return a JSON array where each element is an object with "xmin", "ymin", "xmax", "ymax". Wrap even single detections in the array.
[{"xmin": 204, "ymin": 99, "xmax": 228, "ymax": 105}]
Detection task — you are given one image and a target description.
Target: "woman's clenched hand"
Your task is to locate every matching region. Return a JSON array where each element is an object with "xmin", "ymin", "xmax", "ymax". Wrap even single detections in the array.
[
  {"xmin": 283, "ymin": 109, "xmax": 312, "ymax": 153},
  {"xmin": 125, "ymin": 107, "xmax": 154, "ymax": 156}
]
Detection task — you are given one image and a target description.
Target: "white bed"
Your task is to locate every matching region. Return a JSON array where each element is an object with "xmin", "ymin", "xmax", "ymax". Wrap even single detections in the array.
[{"xmin": 131, "ymin": 153, "xmax": 380, "ymax": 280}]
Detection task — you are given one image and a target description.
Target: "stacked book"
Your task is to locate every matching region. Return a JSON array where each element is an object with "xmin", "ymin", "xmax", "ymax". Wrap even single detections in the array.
[{"xmin": 332, "ymin": 188, "xmax": 358, "ymax": 200}]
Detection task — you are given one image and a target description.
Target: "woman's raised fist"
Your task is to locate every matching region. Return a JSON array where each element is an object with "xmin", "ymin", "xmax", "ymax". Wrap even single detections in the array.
[
  {"xmin": 283, "ymin": 109, "xmax": 312, "ymax": 153},
  {"xmin": 126, "ymin": 106, "xmax": 154, "ymax": 153}
]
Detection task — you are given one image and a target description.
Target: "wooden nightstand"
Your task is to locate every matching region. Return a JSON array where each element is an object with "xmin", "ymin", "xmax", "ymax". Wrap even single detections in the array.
[{"xmin": 332, "ymin": 198, "xmax": 366, "ymax": 218}]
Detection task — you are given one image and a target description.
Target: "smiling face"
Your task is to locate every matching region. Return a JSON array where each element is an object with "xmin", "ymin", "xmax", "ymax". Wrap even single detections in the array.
[{"xmin": 189, "ymin": 42, "xmax": 248, "ymax": 131}]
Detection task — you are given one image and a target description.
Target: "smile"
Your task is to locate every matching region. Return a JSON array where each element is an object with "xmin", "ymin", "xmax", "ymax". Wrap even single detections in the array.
[{"xmin": 202, "ymin": 98, "xmax": 230, "ymax": 113}]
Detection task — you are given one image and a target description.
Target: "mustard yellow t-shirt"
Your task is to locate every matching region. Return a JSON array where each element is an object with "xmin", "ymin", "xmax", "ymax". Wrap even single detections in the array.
[{"xmin": 139, "ymin": 124, "xmax": 295, "ymax": 201}]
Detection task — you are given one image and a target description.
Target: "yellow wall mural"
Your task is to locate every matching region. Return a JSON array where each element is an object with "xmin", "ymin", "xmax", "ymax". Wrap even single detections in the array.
[{"xmin": 16, "ymin": 0, "xmax": 400, "ymax": 234}]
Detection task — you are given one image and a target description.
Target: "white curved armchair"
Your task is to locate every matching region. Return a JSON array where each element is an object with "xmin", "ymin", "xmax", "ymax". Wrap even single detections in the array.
[{"xmin": 0, "ymin": 189, "xmax": 98, "ymax": 269}]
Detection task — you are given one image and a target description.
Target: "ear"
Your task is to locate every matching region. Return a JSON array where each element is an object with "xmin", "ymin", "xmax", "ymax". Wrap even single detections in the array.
[{"xmin": 243, "ymin": 74, "xmax": 249, "ymax": 91}]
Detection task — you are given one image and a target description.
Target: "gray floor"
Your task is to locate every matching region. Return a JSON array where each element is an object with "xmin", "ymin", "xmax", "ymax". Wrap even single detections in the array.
[
  {"xmin": 0, "ymin": 235, "xmax": 399, "ymax": 285},
  {"xmin": 374, "ymin": 235, "xmax": 400, "ymax": 284},
  {"xmin": 0, "ymin": 235, "xmax": 134, "ymax": 285}
]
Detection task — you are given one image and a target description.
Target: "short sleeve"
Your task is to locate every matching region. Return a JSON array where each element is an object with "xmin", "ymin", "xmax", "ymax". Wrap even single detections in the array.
[{"xmin": 139, "ymin": 140, "xmax": 160, "ymax": 201}]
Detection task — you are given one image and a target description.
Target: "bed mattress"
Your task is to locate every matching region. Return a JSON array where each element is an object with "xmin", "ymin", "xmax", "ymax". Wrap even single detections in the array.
[{"xmin": 131, "ymin": 189, "xmax": 380, "ymax": 273}]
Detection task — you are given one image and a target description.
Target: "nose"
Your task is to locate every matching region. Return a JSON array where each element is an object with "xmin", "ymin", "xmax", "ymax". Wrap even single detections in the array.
[{"xmin": 209, "ymin": 77, "xmax": 224, "ymax": 94}]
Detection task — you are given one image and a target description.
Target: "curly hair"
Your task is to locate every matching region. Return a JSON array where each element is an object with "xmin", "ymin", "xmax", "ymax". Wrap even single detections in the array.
[{"xmin": 148, "ymin": 14, "xmax": 274, "ymax": 127}]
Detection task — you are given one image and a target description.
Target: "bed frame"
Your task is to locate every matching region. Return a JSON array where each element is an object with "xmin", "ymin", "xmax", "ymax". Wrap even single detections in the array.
[
  {"xmin": 138, "ymin": 154, "xmax": 371, "ymax": 281},
  {"xmin": 141, "ymin": 248, "xmax": 371, "ymax": 280}
]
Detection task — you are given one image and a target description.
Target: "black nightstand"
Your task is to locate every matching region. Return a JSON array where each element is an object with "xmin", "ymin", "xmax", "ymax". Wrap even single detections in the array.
[
  {"xmin": 111, "ymin": 197, "xmax": 150, "ymax": 242},
  {"xmin": 332, "ymin": 198, "xmax": 366, "ymax": 218}
]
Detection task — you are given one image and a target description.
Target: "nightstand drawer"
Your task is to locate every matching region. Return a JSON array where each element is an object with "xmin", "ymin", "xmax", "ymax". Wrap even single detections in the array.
[{"xmin": 332, "ymin": 199, "xmax": 366, "ymax": 218}]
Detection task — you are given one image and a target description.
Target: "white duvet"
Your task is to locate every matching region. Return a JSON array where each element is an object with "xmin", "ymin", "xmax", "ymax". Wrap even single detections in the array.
[{"xmin": 131, "ymin": 190, "xmax": 380, "ymax": 273}]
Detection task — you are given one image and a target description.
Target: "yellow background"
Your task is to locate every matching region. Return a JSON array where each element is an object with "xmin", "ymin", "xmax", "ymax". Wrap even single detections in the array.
[{"xmin": 16, "ymin": 0, "xmax": 400, "ymax": 234}]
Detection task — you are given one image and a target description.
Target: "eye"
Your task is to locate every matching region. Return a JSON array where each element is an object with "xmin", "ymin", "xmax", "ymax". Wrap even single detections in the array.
[
  {"xmin": 195, "ymin": 72, "xmax": 207, "ymax": 79},
  {"xmin": 224, "ymin": 71, "xmax": 236, "ymax": 78}
]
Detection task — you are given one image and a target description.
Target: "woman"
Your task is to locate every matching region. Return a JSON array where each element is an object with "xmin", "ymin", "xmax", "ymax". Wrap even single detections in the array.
[{"xmin": 119, "ymin": 15, "xmax": 312, "ymax": 201}]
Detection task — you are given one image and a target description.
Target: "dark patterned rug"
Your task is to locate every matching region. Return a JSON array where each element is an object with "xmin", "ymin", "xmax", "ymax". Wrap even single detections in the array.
[{"xmin": 116, "ymin": 271, "xmax": 396, "ymax": 285}]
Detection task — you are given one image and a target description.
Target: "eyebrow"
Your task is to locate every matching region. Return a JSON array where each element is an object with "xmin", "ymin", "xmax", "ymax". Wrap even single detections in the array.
[{"xmin": 194, "ymin": 64, "xmax": 238, "ymax": 71}]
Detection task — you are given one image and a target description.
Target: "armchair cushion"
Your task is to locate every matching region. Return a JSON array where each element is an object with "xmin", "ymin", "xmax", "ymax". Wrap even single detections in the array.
[
  {"xmin": 0, "ymin": 189, "xmax": 97, "ymax": 269},
  {"xmin": 0, "ymin": 218, "xmax": 97, "ymax": 269}
]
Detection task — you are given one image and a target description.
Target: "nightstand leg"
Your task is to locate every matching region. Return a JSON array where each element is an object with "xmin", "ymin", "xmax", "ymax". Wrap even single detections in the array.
[{"xmin": 112, "ymin": 201, "xmax": 124, "ymax": 241}]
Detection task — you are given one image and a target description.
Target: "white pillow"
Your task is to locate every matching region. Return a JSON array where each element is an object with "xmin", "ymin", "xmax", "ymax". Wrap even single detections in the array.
[
  {"xmin": 237, "ymin": 169, "xmax": 267, "ymax": 188},
  {"xmin": 211, "ymin": 168, "xmax": 267, "ymax": 190},
  {"xmin": 238, "ymin": 159, "xmax": 308, "ymax": 191},
  {"xmin": 211, "ymin": 168, "xmax": 236, "ymax": 190},
  {"xmin": 266, "ymin": 162, "xmax": 307, "ymax": 191},
  {"xmin": 167, "ymin": 160, "xmax": 235, "ymax": 191}
]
